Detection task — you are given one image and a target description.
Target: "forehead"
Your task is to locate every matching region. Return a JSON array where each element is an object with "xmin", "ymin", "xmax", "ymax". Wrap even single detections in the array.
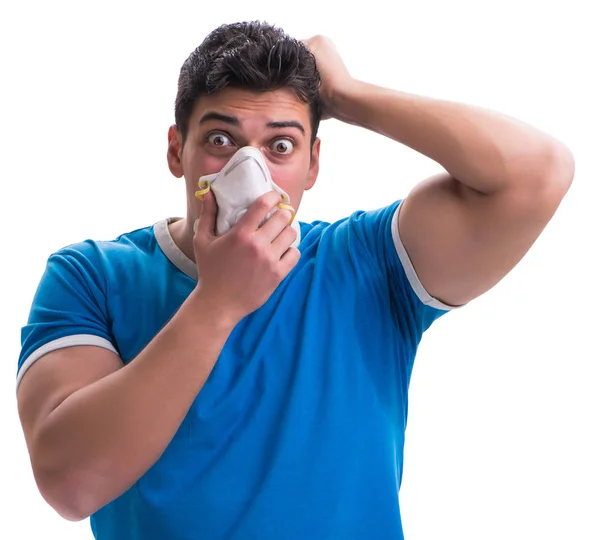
[{"xmin": 191, "ymin": 87, "xmax": 310, "ymax": 124}]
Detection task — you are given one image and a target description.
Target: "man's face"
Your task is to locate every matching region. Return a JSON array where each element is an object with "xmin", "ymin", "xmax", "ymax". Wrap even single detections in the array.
[{"xmin": 167, "ymin": 87, "xmax": 320, "ymax": 223}]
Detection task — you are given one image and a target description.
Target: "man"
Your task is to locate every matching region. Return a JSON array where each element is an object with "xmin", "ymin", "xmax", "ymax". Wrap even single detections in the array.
[{"xmin": 16, "ymin": 20, "xmax": 574, "ymax": 540}]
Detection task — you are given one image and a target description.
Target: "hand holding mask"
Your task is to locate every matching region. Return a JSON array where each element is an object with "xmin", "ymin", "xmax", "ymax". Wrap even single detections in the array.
[{"xmin": 195, "ymin": 147, "xmax": 297, "ymax": 241}]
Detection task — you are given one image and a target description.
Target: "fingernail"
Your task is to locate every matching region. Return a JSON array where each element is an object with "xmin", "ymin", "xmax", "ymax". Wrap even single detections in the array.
[
  {"xmin": 193, "ymin": 219, "xmax": 199, "ymax": 234},
  {"xmin": 277, "ymin": 203, "xmax": 295, "ymax": 225}
]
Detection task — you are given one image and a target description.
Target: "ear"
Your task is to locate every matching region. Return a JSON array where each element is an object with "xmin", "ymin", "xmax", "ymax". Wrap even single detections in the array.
[
  {"xmin": 305, "ymin": 137, "xmax": 321, "ymax": 191},
  {"xmin": 167, "ymin": 125, "xmax": 184, "ymax": 178}
]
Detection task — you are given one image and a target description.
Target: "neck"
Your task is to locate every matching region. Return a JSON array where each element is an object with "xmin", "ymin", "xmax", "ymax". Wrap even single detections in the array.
[{"xmin": 168, "ymin": 218, "xmax": 196, "ymax": 262}]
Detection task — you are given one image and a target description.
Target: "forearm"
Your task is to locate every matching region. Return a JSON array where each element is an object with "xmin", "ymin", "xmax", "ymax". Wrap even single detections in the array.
[
  {"xmin": 32, "ymin": 290, "xmax": 235, "ymax": 520},
  {"xmin": 332, "ymin": 80, "xmax": 566, "ymax": 193}
]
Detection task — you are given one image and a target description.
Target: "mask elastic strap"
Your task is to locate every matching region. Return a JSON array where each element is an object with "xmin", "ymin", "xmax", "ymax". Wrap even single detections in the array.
[{"xmin": 194, "ymin": 180, "xmax": 212, "ymax": 201}]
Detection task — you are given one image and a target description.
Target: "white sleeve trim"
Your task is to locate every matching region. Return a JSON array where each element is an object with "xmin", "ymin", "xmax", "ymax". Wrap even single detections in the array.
[
  {"xmin": 391, "ymin": 202, "xmax": 462, "ymax": 311},
  {"xmin": 16, "ymin": 335, "xmax": 120, "ymax": 392}
]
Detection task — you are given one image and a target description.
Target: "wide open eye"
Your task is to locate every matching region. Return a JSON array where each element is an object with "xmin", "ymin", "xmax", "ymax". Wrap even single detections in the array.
[
  {"xmin": 271, "ymin": 138, "xmax": 294, "ymax": 155},
  {"xmin": 207, "ymin": 132, "xmax": 234, "ymax": 147}
]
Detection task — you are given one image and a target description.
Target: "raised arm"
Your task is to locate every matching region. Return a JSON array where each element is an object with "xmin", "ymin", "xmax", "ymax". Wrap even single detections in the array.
[{"xmin": 304, "ymin": 36, "xmax": 574, "ymax": 306}]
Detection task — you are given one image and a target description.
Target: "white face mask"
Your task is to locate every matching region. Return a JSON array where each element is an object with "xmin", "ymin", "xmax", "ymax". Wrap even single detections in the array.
[{"xmin": 195, "ymin": 147, "xmax": 298, "ymax": 243}]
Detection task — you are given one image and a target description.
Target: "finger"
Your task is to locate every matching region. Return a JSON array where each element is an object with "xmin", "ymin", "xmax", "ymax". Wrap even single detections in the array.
[
  {"xmin": 196, "ymin": 190, "xmax": 217, "ymax": 238},
  {"xmin": 271, "ymin": 225, "xmax": 298, "ymax": 257},
  {"xmin": 256, "ymin": 206, "xmax": 295, "ymax": 243},
  {"xmin": 278, "ymin": 246, "xmax": 301, "ymax": 275},
  {"xmin": 193, "ymin": 178, "xmax": 212, "ymax": 218},
  {"xmin": 235, "ymin": 191, "xmax": 284, "ymax": 232}
]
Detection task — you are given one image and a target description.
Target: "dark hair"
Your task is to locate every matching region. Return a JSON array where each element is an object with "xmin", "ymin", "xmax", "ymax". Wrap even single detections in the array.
[{"xmin": 175, "ymin": 21, "xmax": 322, "ymax": 145}]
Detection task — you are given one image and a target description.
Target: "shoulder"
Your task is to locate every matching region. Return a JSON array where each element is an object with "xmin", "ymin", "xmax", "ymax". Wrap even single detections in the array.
[
  {"xmin": 37, "ymin": 221, "xmax": 167, "ymax": 299},
  {"xmin": 298, "ymin": 201, "xmax": 402, "ymax": 253},
  {"xmin": 50, "ymin": 220, "xmax": 160, "ymax": 269}
]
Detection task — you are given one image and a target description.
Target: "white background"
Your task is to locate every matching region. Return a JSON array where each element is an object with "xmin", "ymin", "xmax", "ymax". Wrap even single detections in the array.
[{"xmin": 1, "ymin": 0, "xmax": 598, "ymax": 538}]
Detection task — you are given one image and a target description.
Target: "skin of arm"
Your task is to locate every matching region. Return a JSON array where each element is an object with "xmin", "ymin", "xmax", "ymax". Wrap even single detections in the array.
[
  {"xmin": 18, "ymin": 289, "xmax": 236, "ymax": 521},
  {"xmin": 18, "ymin": 190, "xmax": 297, "ymax": 521},
  {"xmin": 304, "ymin": 36, "xmax": 575, "ymax": 305}
]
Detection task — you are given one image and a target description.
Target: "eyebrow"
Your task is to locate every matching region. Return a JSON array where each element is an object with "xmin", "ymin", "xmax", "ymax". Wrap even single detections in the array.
[
  {"xmin": 199, "ymin": 112, "xmax": 305, "ymax": 135},
  {"xmin": 266, "ymin": 121, "xmax": 305, "ymax": 135},
  {"xmin": 199, "ymin": 112, "xmax": 239, "ymax": 126}
]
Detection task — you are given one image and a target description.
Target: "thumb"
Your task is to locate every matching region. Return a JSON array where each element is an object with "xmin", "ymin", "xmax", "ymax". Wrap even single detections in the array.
[{"xmin": 195, "ymin": 189, "xmax": 217, "ymax": 238}]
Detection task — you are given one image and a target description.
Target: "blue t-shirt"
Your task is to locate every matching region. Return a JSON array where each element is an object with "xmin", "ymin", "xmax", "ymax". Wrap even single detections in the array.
[{"xmin": 18, "ymin": 201, "xmax": 453, "ymax": 540}]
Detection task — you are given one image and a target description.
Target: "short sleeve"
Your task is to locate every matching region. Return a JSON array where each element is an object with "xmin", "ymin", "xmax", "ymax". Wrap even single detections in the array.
[
  {"xmin": 342, "ymin": 200, "xmax": 457, "ymax": 342},
  {"xmin": 17, "ymin": 242, "xmax": 119, "ymax": 390}
]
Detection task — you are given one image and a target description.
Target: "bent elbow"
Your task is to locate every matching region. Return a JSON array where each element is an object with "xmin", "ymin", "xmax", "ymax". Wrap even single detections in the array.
[
  {"xmin": 537, "ymin": 141, "xmax": 575, "ymax": 198},
  {"xmin": 33, "ymin": 466, "xmax": 99, "ymax": 522}
]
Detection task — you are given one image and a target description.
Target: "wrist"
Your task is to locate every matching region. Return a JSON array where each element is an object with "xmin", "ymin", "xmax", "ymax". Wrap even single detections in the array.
[
  {"xmin": 186, "ymin": 287, "xmax": 241, "ymax": 334},
  {"xmin": 328, "ymin": 78, "xmax": 370, "ymax": 127}
]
